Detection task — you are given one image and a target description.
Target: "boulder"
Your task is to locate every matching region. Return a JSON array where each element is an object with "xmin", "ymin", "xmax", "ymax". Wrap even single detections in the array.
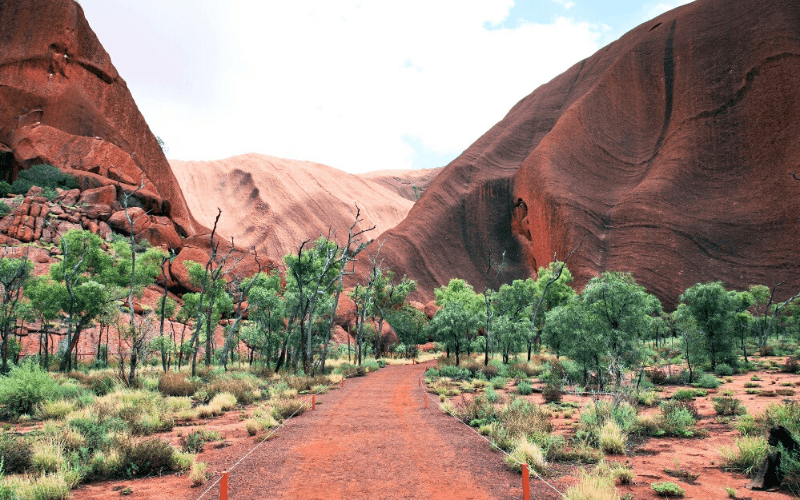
[
  {"xmin": 135, "ymin": 222, "xmax": 182, "ymax": 252},
  {"xmin": 171, "ymin": 246, "xmax": 211, "ymax": 292},
  {"xmin": 77, "ymin": 185, "xmax": 116, "ymax": 206},
  {"xmin": 107, "ymin": 207, "xmax": 150, "ymax": 234}
]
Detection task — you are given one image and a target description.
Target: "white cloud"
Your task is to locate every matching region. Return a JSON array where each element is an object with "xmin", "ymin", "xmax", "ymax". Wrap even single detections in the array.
[
  {"xmin": 550, "ymin": 0, "xmax": 576, "ymax": 9},
  {"xmin": 82, "ymin": 0, "xmax": 602, "ymax": 173}
]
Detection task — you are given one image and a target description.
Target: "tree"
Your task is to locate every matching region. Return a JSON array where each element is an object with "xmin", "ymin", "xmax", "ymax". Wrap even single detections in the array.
[
  {"xmin": 152, "ymin": 296, "xmax": 177, "ymax": 372},
  {"xmin": 579, "ymin": 271, "xmax": 661, "ymax": 385},
  {"xmin": 369, "ymin": 268, "xmax": 416, "ymax": 357},
  {"xmin": 529, "ymin": 261, "xmax": 576, "ymax": 358},
  {"xmin": 0, "ymin": 255, "xmax": 33, "ymax": 372},
  {"xmin": 678, "ymin": 282, "xmax": 742, "ymax": 370},
  {"xmin": 23, "ymin": 276, "xmax": 65, "ymax": 368},
  {"xmin": 386, "ymin": 304, "xmax": 428, "ymax": 359},
  {"xmin": 50, "ymin": 229, "xmax": 115, "ymax": 372},
  {"xmin": 238, "ymin": 270, "xmax": 286, "ymax": 368},
  {"xmin": 428, "ymin": 279, "xmax": 484, "ymax": 365}
]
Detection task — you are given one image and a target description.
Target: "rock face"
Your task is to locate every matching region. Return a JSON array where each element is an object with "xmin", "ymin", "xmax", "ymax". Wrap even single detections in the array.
[
  {"xmin": 373, "ymin": 0, "xmax": 800, "ymax": 308},
  {"xmin": 0, "ymin": 0, "xmax": 204, "ymax": 238},
  {"xmin": 171, "ymin": 154, "xmax": 415, "ymax": 262},
  {"xmin": 357, "ymin": 167, "xmax": 443, "ymax": 202}
]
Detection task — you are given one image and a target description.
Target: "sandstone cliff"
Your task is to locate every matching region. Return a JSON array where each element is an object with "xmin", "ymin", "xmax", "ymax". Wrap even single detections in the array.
[
  {"xmin": 0, "ymin": 0, "xmax": 204, "ymax": 238},
  {"xmin": 372, "ymin": 0, "xmax": 800, "ymax": 308}
]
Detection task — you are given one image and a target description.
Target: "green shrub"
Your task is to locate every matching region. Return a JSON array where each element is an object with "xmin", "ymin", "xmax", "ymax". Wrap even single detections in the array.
[
  {"xmin": 778, "ymin": 442, "xmax": 800, "ymax": 492},
  {"xmin": 11, "ymin": 164, "xmax": 77, "ymax": 195},
  {"xmin": 0, "ymin": 434, "xmax": 32, "ymax": 473},
  {"xmin": 694, "ymin": 373, "xmax": 721, "ymax": 388},
  {"xmin": 498, "ymin": 398, "xmax": 552, "ymax": 442},
  {"xmin": 207, "ymin": 373, "xmax": 258, "ymax": 404},
  {"xmin": 270, "ymin": 398, "xmax": 308, "ymax": 420},
  {"xmin": 484, "ymin": 387, "xmax": 500, "ymax": 403},
  {"xmin": 541, "ymin": 382, "xmax": 563, "ymax": 403},
  {"xmin": 439, "ymin": 365, "xmax": 470, "ymax": 380},
  {"xmin": 657, "ymin": 400, "xmax": 697, "ymax": 437},
  {"xmin": 0, "ymin": 362, "xmax": 60, "ymax": 417},
  {"xmin": 712, "ymin": 395, "xmax": 746, "ymax": 416},
  {"xmin": 715, "ymin": 363, "xmax": 735, "ymax": 376},
  {"xmin": 489, "ymin": 376, "xmax": 507, "ymax": 389},
  {"xmin": 651, "ymin": 481, "xmax": 685, "ymax": 497},
  {"xmin": 0, "ymin": 202, "xmax": 9, "ymax": 217},
  {"xmin": 598, "ymin": 421, "xmax": 626, "ymax": 454},
  {"xmin": 452, "ymin": 395, "xmax": 496, "ymax": 425},
  {"xmin": 504, "ymin": 437, "xmax": 546, "ymax": 474},
  {"xmin": 671, "ymin": 388, "xmax": 698, "ymax": 401},
  {"xmin": 122, "ymin": 437, "xmax": 175, "ymax": 477},
  {"xmin": 516, "ymin": 380, "xmax": 533, "ymax": 395},
  {"xmin": 0, "ymin": 181, "xmax": 11, "ymax": 198},
  {"xmin": 720, "ymin": 436, "xmax": 769, "ymax": 476},
  {"xmin": 425, "ymin": 368, "xmax": 440, "ymax": 379}
]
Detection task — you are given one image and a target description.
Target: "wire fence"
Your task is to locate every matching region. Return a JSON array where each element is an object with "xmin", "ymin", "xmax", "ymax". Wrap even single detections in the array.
[{"xmin": 419, "ymin": 373, "xmax": 567, "ymax": 499}]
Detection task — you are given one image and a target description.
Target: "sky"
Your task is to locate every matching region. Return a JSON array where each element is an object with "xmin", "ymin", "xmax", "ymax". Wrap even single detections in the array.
[{"xmin": 79, "ymin": 0, "xmax": 694, "ymax": 174}]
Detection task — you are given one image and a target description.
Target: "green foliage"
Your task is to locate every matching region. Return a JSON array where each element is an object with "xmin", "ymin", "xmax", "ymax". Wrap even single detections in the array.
[
  {"xmin": 0, "ymin": 362, "xmax": 59, "ymax": 417},
  {"xmin": 720, "ymin": 437, "xmax": 769, "ymax": 476},
  {"xmin": 0, "ymin": 434, "xmax": 32, "ymax": 473},
  {"xmin": 427, "ymin": 279, "xmax": 484, "ymax": 365},
  {"xmin": 122, "ymin": 437, "xmax": 175, "ymax": 478},
  {"xmin": 0, "ymin": 181, "xmax": 11, "ymax": 198},
  {"xmin": 715, "ymin": 363, "xmax": 735, "ymax": 376},
  {"xmin": 517, "ymin": 380, "xmax": 533, "ymax": 395},
  {"xmin": 651, "ymin": 481, "xmax": 685, "ymax": 497},
  {"xmin": 0, "ymin": 203, "xmax": 9, "ymax": 217},
  {"xmin": 694, "ymin": 373, "xmax": 722, "ymax": 388},
  {"xmin": 11, "ymin": 164, "xmax": 78, "ymax": 195},
  {"xmin": 713, "ymin": 395, "xmax": 746, "ymax": 416}
]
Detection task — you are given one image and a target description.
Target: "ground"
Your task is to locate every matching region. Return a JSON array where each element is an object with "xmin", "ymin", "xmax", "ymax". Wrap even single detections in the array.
[{"xmin": 69, "ymin": 356, "xmax": 799, "ymax": 500}]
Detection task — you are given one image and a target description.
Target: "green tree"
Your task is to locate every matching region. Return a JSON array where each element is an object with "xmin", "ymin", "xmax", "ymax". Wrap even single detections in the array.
[
  {"xmin": 529, "ymin": 262, "xmax": 575, "ymax": 357},
  {"xmin": 428, "ymin": 279, "xmax": 484, "ymax": 365},
  {"xmin": 23, "ymin": 276, "xmax": 65, "ymax": 368},
  {"xmin": 579, "ymin": 271, "xmax": 660, "ymax": 385},
  {"xmin": 369, "ymin": 268, "xmax": 416, "ymax": 357},
  {"xmin": 386, "ymin": 304, "xmax": 428, "ymax": 359},
  {"xmin": 678, "ymin": 282, "xmax": 743, "ymax": 370},
  {"xmin": 0, "ymin": 256, "xmax": 33, "ymax": 372},
  {"xmin": 239, "ymin": 270, "xmax": 286, "ymax": 368}
]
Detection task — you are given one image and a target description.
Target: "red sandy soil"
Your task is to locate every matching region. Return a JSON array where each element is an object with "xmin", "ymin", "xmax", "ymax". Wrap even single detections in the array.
[
  {"xmin": 170, "ymin": 154, "xmax": 415, "ymax": 263},
  {"xmin": 74, "ymin": 361, "xmax": 568, "ymax": 500}
]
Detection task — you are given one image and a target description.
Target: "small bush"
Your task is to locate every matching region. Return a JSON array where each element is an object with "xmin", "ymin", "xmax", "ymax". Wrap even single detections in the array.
[
  {"xmin": 499, "ymin": 398, "xmax": 552, "ymax": 441},
  {"xmin": 637, "ymin": 391, "xmax": 659, "ymax": 406},
  {"xmin": 715, "ymin": 363, "xmax": 735, "ymax": 376},
  {"xmin": 489, "ymin": 376, "xmax": 507, "ymax": 390},
  {"xmin": 190, "ymin": 461, "xmax": 208, "ymax": 487},
  {"xmin": 270, "ymin": 398, "xmax": 308, "ymax": 420},
  {"xmin": 504, "ymin": 437, "xmax": 546, "ymax": 474},
  {"xmin": 0, "ymin": 202, "xmax": 9, "ymax": 217},
  {"xmin": 541, "ymin": 382, "xmax": 563, "ymax": 403},
  {"xmin": 0, "ymin": 181, "xmax": 11, "ymax": 198},
  {"xmin": 599, "ymin": 421, "xmax": 626, "ymax": 454},
  {"xmin": 0, "ymin": 434, "xmax": 32, "ymax": 473},
  {"xmin": 30, "ymin": 438, "xmax": 64, "ymax": 474},
  {"xmin": 782, "ymin": 356, "xmax": 799, "ymax": 373},
  {"xmin": 484, "ymin": 387, "xmax": 501, "ymax": 404},
  {"xmin": 651, "ymin": 481, "xmax": 685, "ymax": 497},
  {"xmin": 158, "ymin": 372, "xmax": 196, "ymax": 397},
  {"xmin": 36, "ymin": 400, "xmax": 75, "ymax": 420},
  {"xmin": 694, "ymin": 373, "xmax": 721, "ymax": 388},
  {"xmin": 713, "ymin": 395, "xmax": 746, "ymax": 416},
  {"xmin": 123, "ymin": 437, "xmax": 175, "ymax": 477},
  {"xmin": 11, "ymin": 164, "xmax": 78, "ymax": 194},
  {"xmin": 425, "ymin": 368, "xmax": 440, "ymax": 378},
  {"xmin": 439, "ymin": 365, "xmax": 471, "ymax": 380},
  {"xmin": 564, "ymin": 470, "xmax": 620, "ymax": 500},
  {"xmin": 671, "ymin": 388, "xmax": 698, "ymax": 401},
  {"xmin": 0, "ymin": 362, "xmax": 60, "ymax": 417},
  {"xmin": 720, "ymin": 437, "xmax": 769, "ymax": 476},
  {"xmin": 207, "ymin": 374, "xmax": 258, "ymax": 404},
  {"xmin": 516, "ymin": 380, "xmax": 533, "ymax": 395}
]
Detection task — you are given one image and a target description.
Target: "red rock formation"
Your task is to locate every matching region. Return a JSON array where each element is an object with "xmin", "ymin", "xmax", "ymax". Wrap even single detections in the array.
[
  {"xmin": 171, "ymin": 154, "xmax": 414, "ymax": 263},
  {"xmin": 373, "ymin": 0, "xmax": 800, "ymax": 308},
  {"xmin": 357, "ymin": 167, "xmax": 443, "ymax": 202},
  {"xmin": 0, "ymin": 0, "xmax": 204, "ymax": 238}
]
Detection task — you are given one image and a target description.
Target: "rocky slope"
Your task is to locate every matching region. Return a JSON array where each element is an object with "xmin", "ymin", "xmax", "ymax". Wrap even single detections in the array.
[
  {"xmin": 0, "ymin": 0, "xmax": 204, "ymax": 239},
  {"xmin": 171, "ymin": 154, "xmax": 416, "ymax": 262},
  {"xmin": 357, "ymin": 167, "xmax": 443, "ymax": 202},
  {"xmin": 371, "ymin": 0, "xmax": 800, "ymax": 308}
]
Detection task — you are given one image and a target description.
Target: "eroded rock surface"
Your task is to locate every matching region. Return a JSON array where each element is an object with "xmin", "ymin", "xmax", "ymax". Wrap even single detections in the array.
[
  {"xmin": 0, "ymin": 0, "xmax": 203, "ymax": 238},
  {"xmin": 372, "ymin": 0, "xmax": 800, "ymax": 307}
]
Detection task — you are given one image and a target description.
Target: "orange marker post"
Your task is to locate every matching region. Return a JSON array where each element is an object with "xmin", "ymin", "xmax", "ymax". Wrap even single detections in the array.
[
  {"xmin": 521, "ymin": 463, "xmax": 530, "ymax": 500},
  {"xmin": 312, "ymin": 395, "xmax": 316, "ymax": 411},
  {"xmin": 220, "ymin": 470, "xmax": 229, "ymax": 500},
  {"xmin": 341, "ymin": 376, "xmax": 345, "ymax": 388}
]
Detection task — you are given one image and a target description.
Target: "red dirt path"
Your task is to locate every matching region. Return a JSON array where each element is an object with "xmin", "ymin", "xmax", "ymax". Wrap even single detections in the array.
[{"xmin": 75, "ymin": 362, "xmax": 565, "ymax": 500}]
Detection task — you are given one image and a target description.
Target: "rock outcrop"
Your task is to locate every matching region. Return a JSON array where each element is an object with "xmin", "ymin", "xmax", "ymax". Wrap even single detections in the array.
[
  {"xmin": 357, "ymin": 167, "xmax": 443, "ymax": 202},
  {"xmin": 371, "ymin": 0, "xmax": 800, "ymax": 308},
  {"xmin": 171, "ymin": 154, "xmax": 415, "ymax": 263},
  {"xmin": 0, "ymin": 0, "xmax": 204, "ymax": 238}
]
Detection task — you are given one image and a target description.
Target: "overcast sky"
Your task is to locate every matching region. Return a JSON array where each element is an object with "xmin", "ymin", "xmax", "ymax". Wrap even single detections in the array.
[{"xmin": 79, "ymin": 0, "xmax": 693, "ymax": 173}]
